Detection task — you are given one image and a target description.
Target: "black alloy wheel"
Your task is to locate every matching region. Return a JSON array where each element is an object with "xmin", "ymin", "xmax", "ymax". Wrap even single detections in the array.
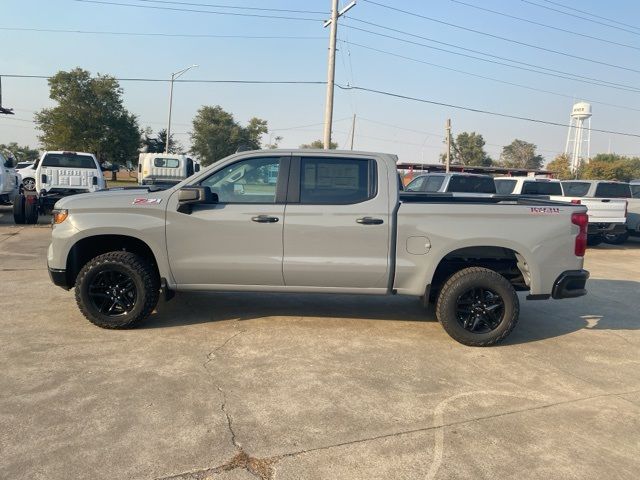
[
  {"xmin": 455, "ymin": 287, "xmax": 505, "ymax": 333},
  {"xmin": 87, "ymin": 269, "xmax": 138, "ymax": 316}
]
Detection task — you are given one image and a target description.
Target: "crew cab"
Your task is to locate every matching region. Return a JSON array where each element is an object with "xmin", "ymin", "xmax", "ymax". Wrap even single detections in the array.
[
  {"xmin": 405, "ymin": 172, "xmax": 496, "ymax": 194},
  {"xmin": 47, "ymin": 150, "xmax": 589, "ymax": 346},
  {"xmin": 13, "ymin": 151, "xmax": 106, "ymax": 224},
  {"xmin": 560, "ymin": 180, "xmax": 629, "ymax": 245}
]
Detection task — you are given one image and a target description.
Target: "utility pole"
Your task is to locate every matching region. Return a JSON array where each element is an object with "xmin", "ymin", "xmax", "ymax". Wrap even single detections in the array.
[
  {"xmin": 323, "ymin": 0, "xmax": 356, "ymax": 150},
  {"xmin": 445, "ymin": 118, "xmax": 451, "ymax": 173},
  {"xmin": 165, "ymin": 64, "xmax": 198, "ymax": 154},
  {"xmin": 0, "ymin": 76, "xmax": 15, "ymax": 115},
  {"xmin": 349, "ymin": 113, "xmax": 356, "ymax": 150}
]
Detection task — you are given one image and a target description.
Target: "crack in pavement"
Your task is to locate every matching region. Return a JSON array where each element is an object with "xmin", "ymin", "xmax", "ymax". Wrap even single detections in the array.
[{"xmin": 158, "ymin": 387, "xmax": 640, "ymax": 480}]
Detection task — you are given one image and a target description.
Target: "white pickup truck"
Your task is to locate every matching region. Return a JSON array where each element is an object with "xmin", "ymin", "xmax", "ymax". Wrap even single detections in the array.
[
  {"xmin": 495, "ymin": 177, "xmax": 627, "ymax": 245},
  {"xmin": 0, "ymin": 152, "xmax": 19, "ymax": 205},
  {"xmin": 47, "ymin": 150, "xmax": 589, "ymax": 346}
]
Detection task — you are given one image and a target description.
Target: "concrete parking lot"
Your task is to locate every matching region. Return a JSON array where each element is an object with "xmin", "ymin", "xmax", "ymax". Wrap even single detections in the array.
[{"xmin": 1, "ymin": 205, "xmax": 639, "ymax": 480}]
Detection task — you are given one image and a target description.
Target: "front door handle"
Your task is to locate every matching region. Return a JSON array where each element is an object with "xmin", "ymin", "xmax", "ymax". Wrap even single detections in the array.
[
  {"xmin": 251, "ymin": 215, "xmax": 279, "ymax": 223},
  {"xmin": 356, "ymin": 217, "xmax": 384, "ymax": 225}
]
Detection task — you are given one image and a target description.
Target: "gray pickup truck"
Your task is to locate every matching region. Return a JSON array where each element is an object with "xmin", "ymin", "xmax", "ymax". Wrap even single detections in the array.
[{"xmin": 47, "ymin": 150, "xmax": 589, "ymax": 346}]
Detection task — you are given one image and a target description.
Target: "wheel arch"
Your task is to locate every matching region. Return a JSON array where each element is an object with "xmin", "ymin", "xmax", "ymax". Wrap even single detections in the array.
[{"xmin": 65, "ymin": 234, "xmax": 160, "ymax": 288}]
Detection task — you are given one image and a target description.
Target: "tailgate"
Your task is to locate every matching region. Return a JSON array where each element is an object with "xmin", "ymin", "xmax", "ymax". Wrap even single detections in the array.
[
  {"xmin": 581, "ymin": 198, "xmax": 627, "ymax": 224},
  {"xmin": 42, "ymin": 167, "xmax": 99, "ymax": 190}
]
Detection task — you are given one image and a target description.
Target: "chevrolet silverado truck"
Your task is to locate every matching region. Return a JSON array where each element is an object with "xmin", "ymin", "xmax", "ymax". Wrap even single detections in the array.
[{"xmin": 47, "ymin": 150, "xmax": 589, "ymax": 346}]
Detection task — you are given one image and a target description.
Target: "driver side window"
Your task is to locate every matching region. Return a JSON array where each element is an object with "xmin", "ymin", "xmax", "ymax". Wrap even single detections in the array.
[{"xmin": 200, "ymin": 157, "xmax": 280, "ymax": 203}]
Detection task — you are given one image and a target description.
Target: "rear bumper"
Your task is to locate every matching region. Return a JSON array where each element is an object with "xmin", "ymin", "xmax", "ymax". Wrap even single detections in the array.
[
  {"xmin": 48, "ymin": 267, "xmax": 71, "ymax": 290},
  {"xmin": 588, "ymin": 223, "xmax": 627, "ymax": 235},
  {"xmin": 552, "ymin": 270, "xmax": 589, "ymax": 299}
]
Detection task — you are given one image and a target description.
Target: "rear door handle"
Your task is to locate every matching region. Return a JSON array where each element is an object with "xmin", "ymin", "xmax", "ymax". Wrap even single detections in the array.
[
  {"xmin": 251, "ymin": 215, "xmax": 279, "ymax": 223},
  {"xmin": 356, "ymin": 217, "xmax": 384, "ymax": 225}
]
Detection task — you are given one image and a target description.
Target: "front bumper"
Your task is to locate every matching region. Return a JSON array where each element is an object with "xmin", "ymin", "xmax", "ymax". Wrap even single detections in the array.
[
  {"xmin": 588, "ymin": 223, "xmax": 626, "ymax": 235},
  {"xmin": 552, "ymin": 270, "xmax": 589, "ymax": 299},
  {"xmin": 48, "ymin": 267, "xmax": 71, "ymax": 290}
]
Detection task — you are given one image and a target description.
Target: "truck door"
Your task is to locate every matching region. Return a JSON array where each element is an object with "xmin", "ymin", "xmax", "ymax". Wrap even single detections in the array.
[
  {"xmin": 165, "ymin": 155, "xmax": 289, "ymax": 286},
  {"xmin": 282, "ymin": 155, "xmax": 390, "ymax": 289}
]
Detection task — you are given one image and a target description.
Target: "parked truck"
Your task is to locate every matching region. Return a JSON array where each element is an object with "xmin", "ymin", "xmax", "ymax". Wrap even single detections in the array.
[
  {"xmin": 137, "ymin": 153, "xmax": 200, "ymax": 187},
  {"xmin": 0, "ymin": 152, "xmax": 19, "ymax": 205},
  {"xmin": 47, "ymin": 150, "xmax": 589, "ymax": 346},
  {"xmin": 405, "ymin": 172, "xmax": 496, "ymax": 194}
]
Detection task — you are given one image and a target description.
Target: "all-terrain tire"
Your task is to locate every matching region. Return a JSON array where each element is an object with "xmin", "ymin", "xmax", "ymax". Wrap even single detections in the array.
[
  {"xmin": 24, "ymin": 198, "xmax": 39, "ymax": 224},
  {"xmin": 12, "ymin": 194, "xmax": 26, "ymax": 224},
  {"xmin": 75, "ymin": 251, "xmax": 160, "ymax": 329},
  {"xmin": 435, "ymin": 267, "xmax": 519, "ymax": 347}
]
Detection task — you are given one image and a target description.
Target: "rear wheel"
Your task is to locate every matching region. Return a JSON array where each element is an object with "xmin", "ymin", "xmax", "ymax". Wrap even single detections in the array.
[
  {"xmin": 436, "ymin": 267, "xmax": 519, "ymax": 346},
  {"xmin": 12, "ymin": 194, "xmax": 26, "ymax": 224},
  {"xmin": 75, "ymin": 251, "xmax": 159, "ymax": 329},
  {"xmin": 603, "ymin": 232, "xmax": 629, "ymax": 245},
  {"xmin": 22, "ymin": 178, "xmax": 36, "ymax": 191}
]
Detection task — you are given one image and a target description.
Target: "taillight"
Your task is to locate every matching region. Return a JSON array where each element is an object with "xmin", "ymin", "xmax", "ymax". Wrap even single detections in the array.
[
  {"xmin": 571, "ymin": 212, "xmax": 588, "ymax": 257},
  {"xmin": 571, "ymin": 199, "xmax": 581, "ymax": 205}
]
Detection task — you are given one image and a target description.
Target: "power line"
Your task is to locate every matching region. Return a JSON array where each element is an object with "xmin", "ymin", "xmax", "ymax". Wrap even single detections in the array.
[
  {"xmin": 448, "ymin": 0, "xmax": 640, "ymax": 52},
  {"xmin": 357, "ymin": 3, "xmax": 640, "ymax": 75},
  {"xmin": 342, "ymin": 40, "xmax": 640, "ymax": 113},
  {"xmin": 0, "ymin": 26, "xmax": 324, "ymax": 40},
  {"xmin": 73, "ymin": 0, "xmax": 322, "ymax": 22},
  {"xmin": 1, "ymin": 75, "xmax": 326, "ymax": 85},
  {"xmin": 337, "ymin": 85, "xmax": 640, "ymax": 139},
  {"xmin": 133, "ymin": 0, "xmax": 327, "ymax": 15},
  {"xmin": 537, "ymin": 0, "xmax": 640, "ymax": 32},
  {"xmin": 342, "ymin": 23, "xmax": 640, "ymax": 94},
  {"xmin": 521, "ymin": 0, "xmax": 640, "ymax": 36}
]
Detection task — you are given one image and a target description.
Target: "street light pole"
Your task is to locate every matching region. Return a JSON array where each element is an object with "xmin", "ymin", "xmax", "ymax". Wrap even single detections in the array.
[{"xmin": 165, "ymin": 64, "xmax": 198, "ymax": 154}]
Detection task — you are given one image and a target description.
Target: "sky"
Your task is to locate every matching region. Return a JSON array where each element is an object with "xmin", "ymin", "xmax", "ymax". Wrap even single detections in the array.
[{"xmin": 1, "ymin": 0, "xmax": 639, "ymax": 164}]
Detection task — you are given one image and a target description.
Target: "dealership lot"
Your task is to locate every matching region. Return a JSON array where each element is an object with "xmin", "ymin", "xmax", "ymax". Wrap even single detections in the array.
[{"xmin": 0, "ymin": 206, "xmax": 639, "ymax": 480}]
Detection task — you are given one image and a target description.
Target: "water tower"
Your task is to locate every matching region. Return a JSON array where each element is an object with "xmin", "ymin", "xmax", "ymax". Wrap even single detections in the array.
[{"xmin": 564, "ymin": 102, "xmax": 592, "ymax": 173}]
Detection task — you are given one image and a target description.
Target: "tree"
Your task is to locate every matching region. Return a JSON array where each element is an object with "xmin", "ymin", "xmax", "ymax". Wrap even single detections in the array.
[
  {"xmin": 499, "ymin": 139, "xmax": 544, "ymax": 169},
  {"xmin": 265, "ymin": 135, "xmax": 283, "ymax": 149},
  {"xmin": 545, "ymin": 154, "xmax": 574, "ymax": 180},
  {"xmin": 190, "ymin": 105, "xmax": 268, "ymax": 166},
  {"xmin": 141, "ymin": 127, "xmax": 182, "ymax": 154},
  {"xmin": 34, "ymin": 68, "xmax": 140, "ymax": 168},
  {"xmin": 444, "ymin": 132, "xmax": 491, "ymax": 166},
  {"xmin": 581, "ymin": 154, "xmax": 639, "ymax": 182},
  {"xmin": 0, "ymin": 143, "xmax": 39, "ymax": 162},
  {"xmin": 300, "ymin": 139, "xmax": 338, "ymax": 149}
]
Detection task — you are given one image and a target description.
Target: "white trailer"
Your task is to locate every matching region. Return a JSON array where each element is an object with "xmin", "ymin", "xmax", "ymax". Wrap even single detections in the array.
[{"xmin": 138, "ymin": 153, "xmax": 200, "ymax": 186}]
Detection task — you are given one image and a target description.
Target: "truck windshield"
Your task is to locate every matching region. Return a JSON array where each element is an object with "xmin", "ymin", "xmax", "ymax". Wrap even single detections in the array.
[
  {"xmin": 448, "ymin": 176, "xmax": 496, "ymax": 193},
  {"xmin": 561, "ymin": 182, "xmax": 589, "ymax": 197},
  {"xmin": 42, "ymin": 153, "xmax": 96, "ymax": 169},
  {"xmin": 521, "ymin": 181, "xmax": 562, "ymax": 195},
  {"xmin": 594, "ymin": 182, "xmax": 631, "ymax": 198},
  {"xmin": 495, "ymin": 179, "xmax": 516, "ymax": 194}
]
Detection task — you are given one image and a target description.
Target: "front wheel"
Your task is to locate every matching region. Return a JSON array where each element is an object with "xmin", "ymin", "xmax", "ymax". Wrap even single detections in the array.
[
  {"xmin": 22, "ymin": 178, "xmax": 36, "ymax": 191},
  {"xmin": 75, "ymin": 251, "xmax": 159, "ymax": 329},
  {"xmin": 436, "ymin": 267, "xmax": 519, "ymax": 346},
  {"xmin": 13, "ymin": 194, "xmax": 26, "ymax": 224}
]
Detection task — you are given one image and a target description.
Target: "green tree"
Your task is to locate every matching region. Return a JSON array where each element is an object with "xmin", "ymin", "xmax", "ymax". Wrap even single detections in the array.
[
  {"xmin": 0, "ymin": 142, "xmax": 39, "ymax": 162},
  {"xmin": 34, "ymin": 68, "xmax": 140, "ymax": 168},
  {"xmin": 190, "ymin": 105, "xmax": 268, "ymax": 166},
  {"xmin": 141, "ymin": 127, "xmax": 182, "ymax": 154},
  {"xmin": 545, "ymin": 153, "xmax": 574, "ymax": 180},
  {"xmin": 445, "ymin": 132, "xmax": 491, "ymax": 166},
  {"xmin": 499, "ymin": 139, "xmax": 544, "ymax": 169},
  {"xmin": 581, "ymin": 154, "xmax": 638, "ymax": 182},
  {"xmin": 300, "ymin": 139, "xmax": 338, "ymax": 149}
]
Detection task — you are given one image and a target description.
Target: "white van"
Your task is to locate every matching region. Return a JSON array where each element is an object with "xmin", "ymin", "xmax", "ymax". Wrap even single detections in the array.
[
  {"xmin": 138, "ymin": 153, "xmax": 200, "ymax": 186},
  {"xmin": 13, "ymin": 151, "xmax": 105, "ymax": 224}
]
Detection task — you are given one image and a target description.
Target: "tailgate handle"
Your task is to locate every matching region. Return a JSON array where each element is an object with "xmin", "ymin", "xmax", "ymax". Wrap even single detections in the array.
[
  {"xmin": 251, "ymin": 215, "xmax": 279, "ymax": 223},
  {"xmin": 357, "ymin": 217, "xmax": 384, "ymax": 225}
]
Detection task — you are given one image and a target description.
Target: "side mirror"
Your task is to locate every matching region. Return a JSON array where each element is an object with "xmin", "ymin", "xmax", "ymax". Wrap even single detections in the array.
[{"xmin": 177, "ymin": 186, "xmax": 218, "ymax": 214}]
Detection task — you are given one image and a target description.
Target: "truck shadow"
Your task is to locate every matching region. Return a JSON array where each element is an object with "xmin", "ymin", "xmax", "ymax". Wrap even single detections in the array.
[{"xmin": 143, "ymin": 279, "xmax": 638, "ymax": 345}]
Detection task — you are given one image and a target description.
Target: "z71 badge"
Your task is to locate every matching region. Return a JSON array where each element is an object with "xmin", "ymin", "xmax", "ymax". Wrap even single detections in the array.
[
  {"xmin": 133, "ymin": 198, "xmax": 162, "ymax": 205},
  {"xmin": 529, "ymin": 207, "xmax": 560, "ymax": 214}
]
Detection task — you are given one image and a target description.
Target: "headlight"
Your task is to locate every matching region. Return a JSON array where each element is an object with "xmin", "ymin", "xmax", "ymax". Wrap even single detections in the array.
[{"xmin": 52, "ymin": 209, "xmax": 69, "ymax": 225}]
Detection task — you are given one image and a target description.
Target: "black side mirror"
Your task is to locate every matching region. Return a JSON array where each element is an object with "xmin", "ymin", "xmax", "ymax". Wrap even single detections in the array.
[{"xmin": 177, "ymin": 186, "xmax": 218, "ymax": 214}]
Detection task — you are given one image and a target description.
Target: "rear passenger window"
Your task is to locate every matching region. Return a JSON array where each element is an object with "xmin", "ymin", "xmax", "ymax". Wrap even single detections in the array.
[
  {"xmin": 300, "ymin": 157, "xmax": 376, "ymax": 204},
  {"xmin": 521, "ymin": 181, "xmax": 562, "ymax": 195},
  {"xmin": 448, "ymin": 176, "xmax": 496, "ymax": 193},
  {"xmin": 561, "ymin": 182, "xmax": 590, "ymax": 197},
  {"xmin": 495, "ymin": 180, "xmax": 516, "ymax": 194},
  {"xmin": 594, "ymin": 183, "xmax": 631, "ymax": 198}
]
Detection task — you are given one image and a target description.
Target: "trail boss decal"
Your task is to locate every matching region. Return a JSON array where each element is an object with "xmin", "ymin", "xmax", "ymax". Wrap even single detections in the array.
[
  {"xmin": 133, "ymin": 198, "xmax": 162, "ymax": 205},
  {"xmin": 530, "ymin": 207, "xmax": 560, "ymax": 214}
]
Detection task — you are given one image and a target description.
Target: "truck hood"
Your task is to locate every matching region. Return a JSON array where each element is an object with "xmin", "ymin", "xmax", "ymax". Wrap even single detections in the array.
[{"xmin": 55, "ymin": 187, "xmax": 172, "ymax": 211}]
